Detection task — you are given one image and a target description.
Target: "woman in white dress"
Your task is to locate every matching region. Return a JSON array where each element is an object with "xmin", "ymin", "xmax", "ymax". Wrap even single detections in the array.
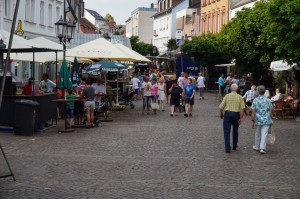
[{"xmin": 158, "ymin": 78, "xmax": 167, "ymax": 111}]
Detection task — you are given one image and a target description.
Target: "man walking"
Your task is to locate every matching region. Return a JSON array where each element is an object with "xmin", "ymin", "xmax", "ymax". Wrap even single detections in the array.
[
  {"xmin": 219, "ymin": 84, "xmax": 245, "ymax": 153},
  {"xmin": 218, "ymin": 74, "xmax": 225, "ymax": 101},
  {"xmin": 183, "ymin": 78, "xmax": 196, "ymax": 117}
]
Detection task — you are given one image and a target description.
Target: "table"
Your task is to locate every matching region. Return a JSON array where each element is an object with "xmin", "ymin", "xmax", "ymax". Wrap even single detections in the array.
[{"xmin": 52, "ymin": 98, "xmax": 79, "ymax": 132}]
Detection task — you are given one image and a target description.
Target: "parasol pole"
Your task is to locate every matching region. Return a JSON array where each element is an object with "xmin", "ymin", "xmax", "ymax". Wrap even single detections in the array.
[{"xmin": 116, "ymin": 70, "xmax": 119, "ymax": 105}]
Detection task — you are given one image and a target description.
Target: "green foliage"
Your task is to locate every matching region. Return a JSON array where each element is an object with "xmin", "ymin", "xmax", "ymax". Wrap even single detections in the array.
[
  {"xmin": 263, "ymin": 0, "xmax": 300, "ymax": 65},
  {"xmin": 114, "ymin": 30, "xmax": 120, "ymax": 35},
  {"xmin": 167, "ymin": 38, "xmax": 178, "ymax": 51},
  {"xmin": 105, "ymin": 13, "xmax": 116, "ymax": 24},
  {"xmin": 181, "ymin": 33, "xmax": 230, "ymax": 67},
  {"xmin": 220, "ymin": 0, "xmax": 276, "ymax": 75},
  {"xmin": 129, "ymin": 36, "xmax": 157, "ymax": 56}
]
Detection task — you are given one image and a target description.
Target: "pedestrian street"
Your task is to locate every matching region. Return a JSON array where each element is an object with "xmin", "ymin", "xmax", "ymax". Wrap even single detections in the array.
[{"xmin": 0, "ymin": 93, "xmax": 299, "ymax": 199}]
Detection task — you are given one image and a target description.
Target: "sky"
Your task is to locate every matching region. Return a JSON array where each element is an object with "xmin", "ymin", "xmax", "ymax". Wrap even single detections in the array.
[{"xmin": 84, "ymin": 0, "xmax": 156, "ymax": 25}]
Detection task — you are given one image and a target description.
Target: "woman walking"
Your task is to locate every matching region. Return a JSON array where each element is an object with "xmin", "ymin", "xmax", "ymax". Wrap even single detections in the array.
[
  {"xmin": 158, "ymin": 78, "xmax": 167, "ymax": 111},
  {"xmin": 151, "ymin": 78, "xmax": 159, "ymax": 114},
  {"xmin": 251, "ymin": 85, "xmax": 273, "ymax": 154},
  {"xmin": 169, "ymin": 81, "xmax": 183, "ymax": 117}
]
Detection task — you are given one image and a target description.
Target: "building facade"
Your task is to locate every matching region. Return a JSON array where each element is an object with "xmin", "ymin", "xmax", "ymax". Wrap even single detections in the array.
[
  {"xmin": 128, "ymin": 6, "xmax": 157, "ymax": 44},
  {"xmin": 200, "ymin": 0, "xmax": 239, "ymax": 34},
  {"xmin": 125, "ymin": 17, "xmax": 132, "ymax": 38},
  {"xmin": 0, "ymin": 0, "xmax": 84, "ymax": 81}
]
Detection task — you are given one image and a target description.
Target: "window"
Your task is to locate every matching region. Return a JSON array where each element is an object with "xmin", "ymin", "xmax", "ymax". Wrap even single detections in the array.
[
  {"xmin": 48, "ymin": 4, "xmax": 53, "ymax": 26},
  {"xmin": 30, "ymin": 0, "xmax": 35, "ymax": 22},
  {"xmin": 212, "ymin": 14, "xmax": 215, "ymax": 33},
  {"xmin": 40, "ymin": 1, "xmax": 44, "ymax": 25},
  {"xmin": 56, "ymin": 7, "xmax": 60, "ymax": 21},
  {"xmin": 4, "ymin": 0, "xmax": 10, "ymax": 18},
  {"xmin": 217, "ymin": 14, "xmax": 220, "ymax": 33},
  {"xmin": 25, "ymin": 0, "xmax": 30, "ymax": 21}
]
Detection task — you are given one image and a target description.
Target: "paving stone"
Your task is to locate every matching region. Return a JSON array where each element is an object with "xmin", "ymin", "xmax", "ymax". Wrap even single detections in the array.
[{"xmin": 0, "ymin": 93, "xmax": 299, "ymax": 198}]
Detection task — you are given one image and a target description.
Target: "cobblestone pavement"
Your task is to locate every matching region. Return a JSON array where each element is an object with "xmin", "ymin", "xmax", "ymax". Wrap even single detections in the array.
[{"xmin": 0, "ymin": 93, "xmax": 300, "ymax": 199}]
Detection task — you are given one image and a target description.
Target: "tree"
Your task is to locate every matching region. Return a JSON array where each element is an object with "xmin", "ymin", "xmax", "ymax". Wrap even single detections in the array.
[
  {"xmin": 167, "ymin": 38, "xmax": 178, "ymax": 51},
  {"xmin": 114, "ymin": 30, "xmax": 120, "ymax": 35},
  {"xmin": 219, "ymin": 1, "xmax": 277, "ymax": 79},
  {"xmin": 263, "ymin": 0, "xmax": 300, "ymax": 65},
  {"xmin": 105, "ymin": 13, "xmax": 116, "ymax": 24},
  {"xmin": 181, "ymin": 33, "xmax": 230, "ymax": 67},
  {"xmin": 129, "ymin": 36, "xmax": 157, "ymax": 56}
]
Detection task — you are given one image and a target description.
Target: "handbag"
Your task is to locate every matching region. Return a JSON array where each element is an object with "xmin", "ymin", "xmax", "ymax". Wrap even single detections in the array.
[
  {"xmin": 151, "ymin": 96, "xmax": 159, "ymax": 109},
  {"xmin": 267, "ymin": 125, "xmax": 276, "ymax": 145}
]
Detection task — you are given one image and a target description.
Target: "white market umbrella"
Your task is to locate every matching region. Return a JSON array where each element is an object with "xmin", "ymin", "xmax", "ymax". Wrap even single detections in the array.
[
  {"xmin": 115, "ymin": 43, "xmax": 151, "ymax": 62},
  {"xmin": 270, "ymin": 60, "xmax": 299, "ymax": 71},
  {"xmin": 66, "ymin": 38, "xmax": 137, "ymax": 61}
]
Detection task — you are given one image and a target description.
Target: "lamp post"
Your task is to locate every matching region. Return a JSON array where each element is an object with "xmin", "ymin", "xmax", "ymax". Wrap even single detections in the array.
[
  {"xmin": 54, "ymin": 0, "xmax": 77, "ymax": 58},
  {"xmin": 103, "ymin": 32, "xmax": 111, "ymax": 41}
]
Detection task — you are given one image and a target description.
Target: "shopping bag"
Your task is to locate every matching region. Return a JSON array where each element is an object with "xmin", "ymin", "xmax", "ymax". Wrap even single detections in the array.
[
  {"xmin": 151, "ymin": 102, "xmax": 159, "ymax": 110},
  {"xmin": 267, "ymin": 125, "xmax": 276, "ymax": 145}
]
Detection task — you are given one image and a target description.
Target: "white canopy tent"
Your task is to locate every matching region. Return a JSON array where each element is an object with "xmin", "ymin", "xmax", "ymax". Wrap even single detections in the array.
[
  {"xmin": 66, "ymin": 38, "xmax": 137, "ymax": 61},
  {"xmin": 115, "ymin": 43, "xmax": 151, "ymax": 63},
  {"xmin": 270, "ymin": 60, "xmax": 300, "ymax": 71}
]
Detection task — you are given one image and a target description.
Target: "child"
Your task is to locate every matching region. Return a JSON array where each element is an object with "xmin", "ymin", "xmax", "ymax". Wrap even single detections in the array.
[{"xmin": 66, "ymin": 89, "xmax": 77, "ymax": 127}]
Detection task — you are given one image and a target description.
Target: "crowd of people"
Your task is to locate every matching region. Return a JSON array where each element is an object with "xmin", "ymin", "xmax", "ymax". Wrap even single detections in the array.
[{"xmin": 131, "ymin": 71, "xmax": 206, "ymax": 118}]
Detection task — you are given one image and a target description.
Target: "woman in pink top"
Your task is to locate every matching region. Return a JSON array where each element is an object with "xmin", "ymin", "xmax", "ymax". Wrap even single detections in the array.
[{"xmin": 151, "ymin": 78, "xmax": 158, "ymax": 114}]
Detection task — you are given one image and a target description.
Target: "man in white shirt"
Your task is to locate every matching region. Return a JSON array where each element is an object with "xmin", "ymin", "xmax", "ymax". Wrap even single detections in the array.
[
  {"xmin": 131, "ymin": 73, "xmax": 140, "ymax": 95},
  {"xmin": 197, "ymin": 73, "xmax": 206, "ymax": 100},
  {"xmin": 271, "ymin": 88, "xmax": 282, "ymax": 102},
  {"xmin": 92, "ymin": 79, "xmax": 106, "ymax": 102},
  {"xmin": 177, "ymin": 72, "xmax": 184, "ymax": 87}
]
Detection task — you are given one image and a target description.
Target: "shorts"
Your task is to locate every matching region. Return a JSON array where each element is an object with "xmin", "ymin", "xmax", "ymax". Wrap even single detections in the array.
[
  {"xmin": 84, "ymin": 101, "xmax": 95, "ymax": 110},
  {"xmin": 170, "ymin": 96, "xmax": 180, "ymax": 107},
  {"xmin": 67, "ymin": 108, "xmax": 74, "ymax": 118},
  {"xmin": 134, "ymin": 89, "xmax": 139, "ymax": 94},
  {"xmin": 184, "ymin": 97, "xmax": 194, "ymax": 105}
]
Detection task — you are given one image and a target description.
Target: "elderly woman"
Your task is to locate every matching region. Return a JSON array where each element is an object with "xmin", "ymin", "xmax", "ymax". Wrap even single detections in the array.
[{"xmin": 251, "ymin": 85, "xmax": 273, "ymax": 154}]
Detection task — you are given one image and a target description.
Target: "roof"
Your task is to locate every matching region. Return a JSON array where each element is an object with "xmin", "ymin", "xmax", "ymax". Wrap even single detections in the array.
[
  {"xmin": 80, "ymin": 18, "xmax": 97, "ymax": 33},
  {"xmin": 85, "ymin": 9, "xmax": 106, "ymax": 21},
  {"xmin": 231, "ymin": 0, "xmax": 257, "ymax": 9},
  {"xmin": 106, "ymin": 21, "xmax": 116, "ymax": 29},
  {"xmin": 131, "ymin": 7, "xmax": 158, "ymax": 15}
]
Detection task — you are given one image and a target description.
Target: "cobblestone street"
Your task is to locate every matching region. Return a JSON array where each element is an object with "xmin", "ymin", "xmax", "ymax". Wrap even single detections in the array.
[{"xmin": 0, "ymin": 93, "xmax": 299, "ymax": 199}]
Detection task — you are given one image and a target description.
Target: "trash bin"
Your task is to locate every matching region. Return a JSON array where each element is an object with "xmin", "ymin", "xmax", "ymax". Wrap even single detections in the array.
[{"xmin": 14, "ymin": 100, "xmax": 40, "ymax": 136}]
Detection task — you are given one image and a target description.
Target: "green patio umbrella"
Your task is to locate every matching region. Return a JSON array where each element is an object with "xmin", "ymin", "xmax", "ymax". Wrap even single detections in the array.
[
  {"xmin": 82, "ymin": 60, "xmax": 127, "ymax": 73},
  {"xmin": 71, "ymin": 57, "xmax": 80, "ymax": 86},
  {"xmin": 83, "ymin": 61, "xmax": 127, "ymax": 105},
  {"xmin": 57, "ymin": 58, "xmax": 72, "ymax": 99}
]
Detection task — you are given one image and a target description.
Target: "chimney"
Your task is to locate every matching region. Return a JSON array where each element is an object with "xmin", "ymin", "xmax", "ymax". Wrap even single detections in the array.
[{"xmin": 151, "ymin": 3, "xmax": 154, "ymax": 8}]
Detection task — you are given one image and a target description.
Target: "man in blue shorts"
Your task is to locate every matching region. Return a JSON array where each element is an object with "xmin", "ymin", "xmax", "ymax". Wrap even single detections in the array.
[{"xmin": 183, "ymin": 78, "xmax": 196, "ymax": 117}]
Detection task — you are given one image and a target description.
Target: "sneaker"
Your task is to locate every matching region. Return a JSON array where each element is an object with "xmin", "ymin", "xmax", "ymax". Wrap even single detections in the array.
[
  {"xmin": 225, "ymin": 150, "xmax": 231, "ymax": 153},
  {"xmin": 170, "ymin": 114, "xmax": 173, "ymax": 117},
  {"xmin": 189, "ymin": 113, "xmax": 192, "ymax": 117},
  {"xmin": 260, "ymin": 149, "xmax": 266, "ymax": 154},
  {"xmin": 252, "ymin": 146, "xmax": 259, "ymax": 151},
  {"xmin": 184, "ymin": 113, "xmax": 188, "ymax": 117},
  {"xmin": 233, "ymin": 146, "xmax": 238, "ymax": 150}
]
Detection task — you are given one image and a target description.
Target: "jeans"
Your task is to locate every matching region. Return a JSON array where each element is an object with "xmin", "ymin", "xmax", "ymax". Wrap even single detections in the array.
[
  {"xmin": 255, "ymin": 125, "xmax": 270, "ymax": 150},
  {"xmin": 143, "ymin": 96, "xmax": 151, "ymax": 109},
  {"xmin": 223, "ymin": 111, "xmax": 240, "ymax": 151}
]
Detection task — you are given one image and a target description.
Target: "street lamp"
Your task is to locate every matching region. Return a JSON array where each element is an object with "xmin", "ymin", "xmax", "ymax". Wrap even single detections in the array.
[
  {"xmin": 55, "ymin": 17, "xmax": 76, "ymax": 44},
  {"xmin": 103, "ymin": 32, "xmax": 111, "ymax": 41}
]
